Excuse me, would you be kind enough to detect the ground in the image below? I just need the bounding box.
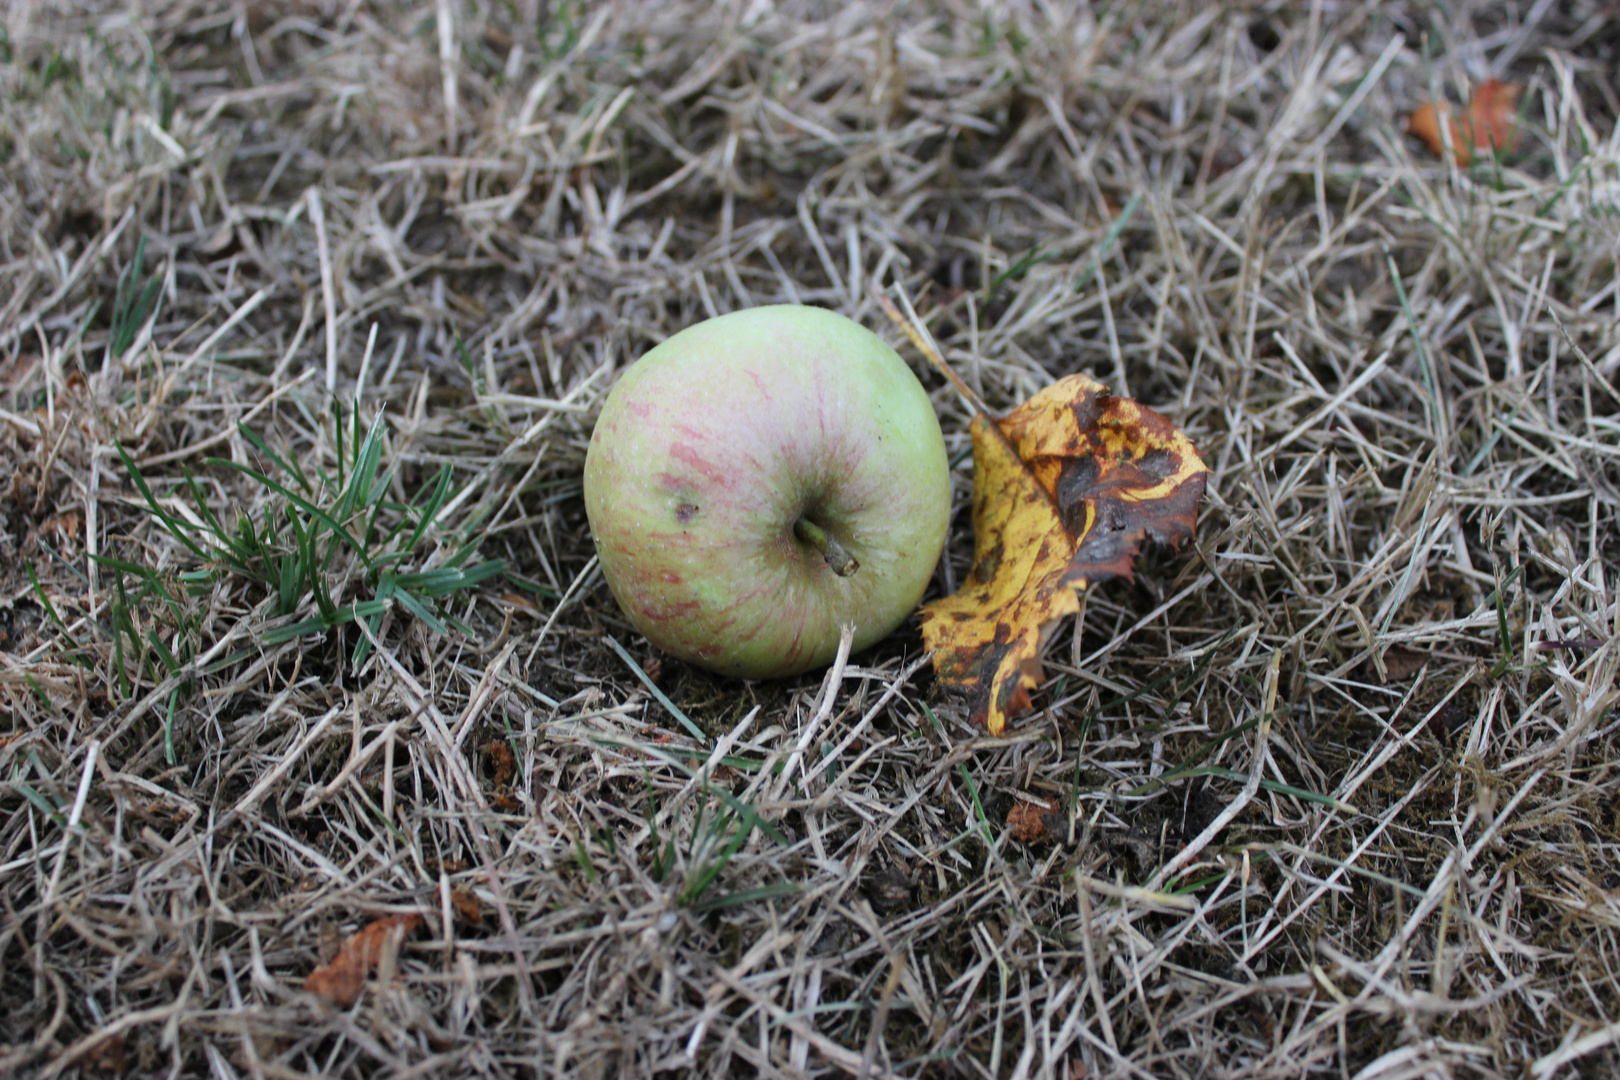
[2,2,1619,1078]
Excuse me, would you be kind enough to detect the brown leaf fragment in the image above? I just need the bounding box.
[1007,795,1062,843]
[34,509,82,551]
[1379,646,1429,683]
[304,912,424,1006]
[479,740,516,788]
[921,374,1208,735]
[1408,79,1522,166]
[449,887,484,925]
[865,866,914,912]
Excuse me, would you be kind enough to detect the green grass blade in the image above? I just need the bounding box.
[678,806,755,906]
[233,423,312,496]
[208,459,368,565]
[110,234,163,359]
[180,469,240,556]
[1385,252,1442,438]
[116,446,214,562]
[605,635,708,745]
[162,684,180,765]
[87,553,162,581]
[1072,191,1143,294]
[956,761,996,848]
[349,409,389,511]
[392,587,448,636]
[26,563,83,650]
[709,787,787,846]
[688,881,801,913]
[146,629,180,676]
[403,464,454,554]
[398,559,506,597]
[986,243,1058,304]
[261,599,389,643]
[12,780,65,824]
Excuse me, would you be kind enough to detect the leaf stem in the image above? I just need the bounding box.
[793,517,859,577]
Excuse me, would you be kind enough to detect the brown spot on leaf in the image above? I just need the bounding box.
[972,539,1004,583]
[1138,447,1177,478]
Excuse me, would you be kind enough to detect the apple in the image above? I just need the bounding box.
[584,305,951,679]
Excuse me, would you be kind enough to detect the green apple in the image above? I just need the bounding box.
[584,305,951,679]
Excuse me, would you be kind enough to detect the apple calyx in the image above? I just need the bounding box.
[792,516,860,578]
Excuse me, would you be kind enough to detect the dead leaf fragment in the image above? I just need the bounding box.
[864,865,914,912]
[479,740,516,787]
[304,912,424,1006]
[480,739,523,809]
[449,887,484,924]
[1007,796,1062,843]
[921,374,1207,735]
[1407,79,1521,166]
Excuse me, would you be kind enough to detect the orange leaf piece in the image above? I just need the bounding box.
[1007,795,1062,843]
[921,375,1207,735]
[479,740,517,787]
[304,912,423,1006]
[1407,79,1522,166]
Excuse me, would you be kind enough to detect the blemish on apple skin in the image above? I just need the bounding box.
[675,503,699,525]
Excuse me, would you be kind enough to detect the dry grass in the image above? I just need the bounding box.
[3,1,1619,1077]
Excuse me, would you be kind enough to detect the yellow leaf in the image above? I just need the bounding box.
[921,375,1207,735]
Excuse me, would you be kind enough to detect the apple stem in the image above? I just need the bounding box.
[794,517,860,578]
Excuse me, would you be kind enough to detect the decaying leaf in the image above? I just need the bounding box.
[479,740,516,787]
[920,374,1208,735]
[1007,795,1062,843]
[449,886,484,924]
[304,912,423,1006]
[1407,79,1522,166]
[480,740,523,810]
